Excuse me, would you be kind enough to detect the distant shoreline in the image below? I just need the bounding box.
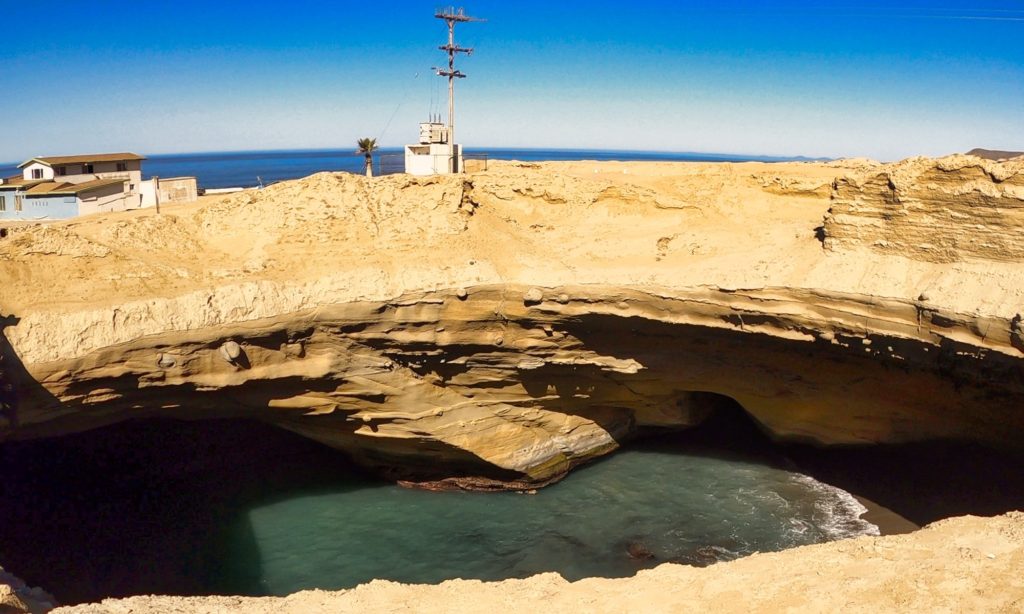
[0,148,830,191]
[0,146,826,167]
[3,146,1016,192]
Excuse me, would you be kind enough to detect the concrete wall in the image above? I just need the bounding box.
[405,144,463,176]
[0,191,18,219]
[159,177,197,204]
[140,177,198,208]
[16,195,79,219]
[0,190,77,220]
[405,146,433,176]
[78,182,136,216]
[140,179,157,208]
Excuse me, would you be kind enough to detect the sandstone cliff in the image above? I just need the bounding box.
[824,155,1024,262]
[2,156,1023,485]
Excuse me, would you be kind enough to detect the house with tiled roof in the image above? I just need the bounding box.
[0,153,189,220]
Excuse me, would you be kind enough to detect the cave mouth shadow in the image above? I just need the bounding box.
[627,392,1024,528]
[1,313,27,428]
[0,417,387,606]
[781,438,1024,526]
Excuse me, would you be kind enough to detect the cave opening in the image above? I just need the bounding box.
[635,392,1024,526]
[1,407,1023,606]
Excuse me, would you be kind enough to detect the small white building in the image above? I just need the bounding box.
[405,121,463,175]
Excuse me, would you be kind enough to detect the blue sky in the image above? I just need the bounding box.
[1,0,1021,162]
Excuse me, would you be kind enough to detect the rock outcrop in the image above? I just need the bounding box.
[966,147,1024,161]
[2,156,1024,486]
[824,155,1024,262]
[0,566,57,614]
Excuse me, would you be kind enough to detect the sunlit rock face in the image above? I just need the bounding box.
[2,156,1024,486]
[824,155,1024,262]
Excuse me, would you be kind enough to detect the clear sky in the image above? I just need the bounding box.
[1,0,1021,162]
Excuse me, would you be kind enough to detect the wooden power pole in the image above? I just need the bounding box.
[434,7,483,173]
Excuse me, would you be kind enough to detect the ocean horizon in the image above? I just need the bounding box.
[0,147,825,190]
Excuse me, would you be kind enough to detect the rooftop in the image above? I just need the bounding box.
[0,177,44,188]
[22,178,127,196]
[17,153,146,168]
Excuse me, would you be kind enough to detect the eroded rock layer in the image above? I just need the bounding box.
[1,156,1024,485]
[824,155,1024,262]
[5,283,1024,485]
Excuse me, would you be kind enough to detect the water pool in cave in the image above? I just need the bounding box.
[1,418,928,604]
[206,441,877,595]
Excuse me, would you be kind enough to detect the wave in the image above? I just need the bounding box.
[790,473,881,540]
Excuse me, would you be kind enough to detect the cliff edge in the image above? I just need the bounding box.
[2,156,1024,485]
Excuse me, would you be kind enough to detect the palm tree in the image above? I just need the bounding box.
[356,137,378,177]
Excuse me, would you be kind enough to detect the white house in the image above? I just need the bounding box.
[19,153,145,189]
[0,153,197,221]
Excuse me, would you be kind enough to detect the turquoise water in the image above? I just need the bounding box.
[209,445,878,596]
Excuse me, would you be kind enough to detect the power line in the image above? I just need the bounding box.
[378,72,420,145]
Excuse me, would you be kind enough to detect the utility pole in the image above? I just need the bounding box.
[153,176,160,214]
[433,7,482,173]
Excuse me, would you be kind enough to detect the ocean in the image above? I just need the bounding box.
[0,148,816,191]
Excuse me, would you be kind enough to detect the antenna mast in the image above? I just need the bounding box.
[434,7,483,173]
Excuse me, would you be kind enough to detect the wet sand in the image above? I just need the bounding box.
[855,495,919,535]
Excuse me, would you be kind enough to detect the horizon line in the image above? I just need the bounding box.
[0,146,836,168]
[4,144,1019,168]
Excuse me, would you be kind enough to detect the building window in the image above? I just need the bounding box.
[0,195,5,211]
[116,162,127,172]
[31,168,43,179]
[56,166,67,176]
[82,164,94,174]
